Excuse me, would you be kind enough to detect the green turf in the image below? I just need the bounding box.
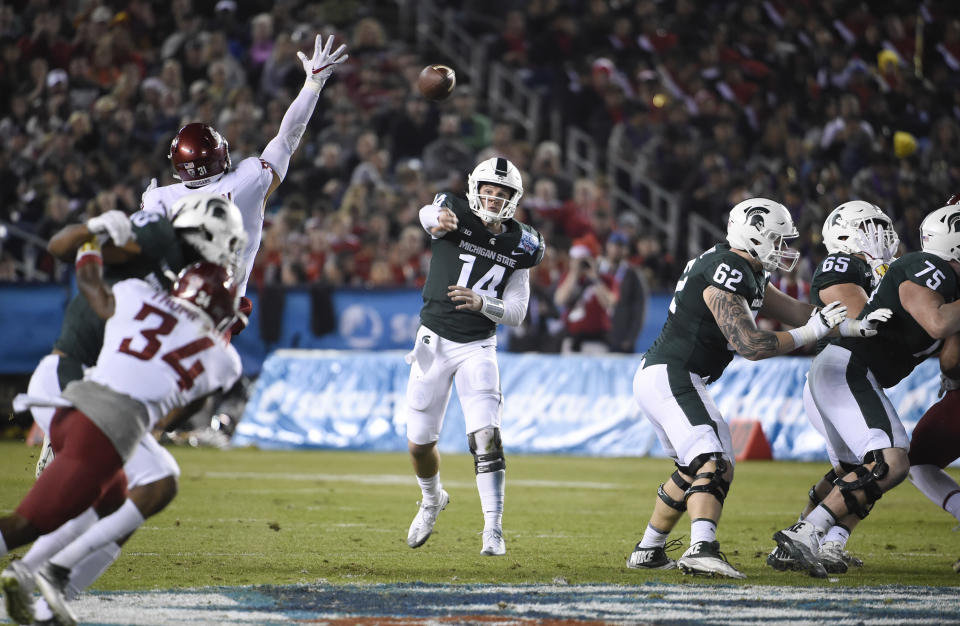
[1,441,959,589]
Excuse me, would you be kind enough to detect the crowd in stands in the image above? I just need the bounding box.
[1,1,958,353]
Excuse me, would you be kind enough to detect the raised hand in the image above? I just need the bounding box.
[297,34,348,92]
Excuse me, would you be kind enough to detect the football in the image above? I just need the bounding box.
[417,64,456,101]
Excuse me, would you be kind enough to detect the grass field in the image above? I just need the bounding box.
[2,440,959,592]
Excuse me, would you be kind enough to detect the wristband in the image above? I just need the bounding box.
[787,325,816,348]
[480,294,506,323]
[75,240,102,270]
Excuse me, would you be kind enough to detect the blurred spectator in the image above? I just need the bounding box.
[422,113,474,182]
[601,231,648,353]
[554,236,617,354]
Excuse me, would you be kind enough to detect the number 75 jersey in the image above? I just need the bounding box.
[837,251,959,388]
[644,244,767,382]
[86,279,242,429]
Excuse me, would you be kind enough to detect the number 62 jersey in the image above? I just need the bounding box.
[643,243,767,382]
[86,279,242,430]
[419,194,545,343]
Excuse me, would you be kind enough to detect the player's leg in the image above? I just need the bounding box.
[25,354,82,478]
[405,328,455,548]
[908,390,960,523]
[631,363,742,578]
[775,346,909,576]
[455,341,505,556]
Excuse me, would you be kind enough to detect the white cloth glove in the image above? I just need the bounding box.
[854,222,899,262]
[87,210,133,246]
[838,307,893,337]
[145,177,158,192]
[788,301,848,347]
[297,34,348,93]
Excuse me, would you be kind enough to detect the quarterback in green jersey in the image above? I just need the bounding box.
[404,157,544,558]
[775,203,960,577]
[768,201,899,575]
[627,198,890,579]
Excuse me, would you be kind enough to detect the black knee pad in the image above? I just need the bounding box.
[657,470,691,513]
[835,450,887,519]
[468,427,505,475]
[809,468,839,506]
[681,453,731,505]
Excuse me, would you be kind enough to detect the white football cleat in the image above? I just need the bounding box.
[773,521,827,578]
[1,560,35,625]
[35,434,54,479]
[480,528,506,556]
[407,489,449,548]
[34,563,77,626]
[677,540,746,579]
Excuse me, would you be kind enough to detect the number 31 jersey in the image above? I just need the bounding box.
[419,194,545,343]
[87,279,242,429]
[643,244,767,382]
[836,251,959,388]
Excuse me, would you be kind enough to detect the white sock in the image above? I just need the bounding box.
[34,597,53,622]
[910,464,960,522]
[65,541,122,600]
[805,505,835,535]
[823,525,850,546]
[21,508,98,573]
[690,518,717,544]
[638,523,670,549]
[417,474,441,506]
[476,469,504,531]
[51,499,144,570]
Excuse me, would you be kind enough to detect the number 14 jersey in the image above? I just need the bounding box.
[86,279,242,429]
[419,194,544,343]
[643,244,767,382]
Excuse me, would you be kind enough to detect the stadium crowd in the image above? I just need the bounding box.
[1,0,959,353]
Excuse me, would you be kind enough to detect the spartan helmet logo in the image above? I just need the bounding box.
[949,212,960,233]
[746,206,770,229]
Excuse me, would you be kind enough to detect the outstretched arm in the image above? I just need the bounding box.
[48,213,140,263]
[758,283,817,326]
[260,34,348,202]
[74,240,115,320]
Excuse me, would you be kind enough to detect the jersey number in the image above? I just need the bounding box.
[821,256,849,273]
[118,304,214,391]
[915,260,946,290]
[712,263,743,290]
[457,254,505,297]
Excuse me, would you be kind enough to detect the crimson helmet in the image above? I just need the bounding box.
[171,261,241,333]
[169,123,231,187]
[948,193,960,206]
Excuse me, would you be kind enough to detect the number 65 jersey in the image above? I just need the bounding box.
[86,278,242,430]
[836,251,959,388]
[643,244,767,382]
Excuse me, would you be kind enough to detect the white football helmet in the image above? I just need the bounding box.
[171,192,247,273]
[823,200,899,261]
[920,204,960,262]
[466,157,523,223]
[726,197,799,272]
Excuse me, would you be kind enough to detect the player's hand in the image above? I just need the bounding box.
[428,206,458,235]
[838,307,893,338]
[228,296,252,337]
[812,300,848,335]
[145,177,158,193]
[297,34,348,92]
[855,222,899,264]
[939,373,960,398]
[87,210,133,246]
[448,285,481,311]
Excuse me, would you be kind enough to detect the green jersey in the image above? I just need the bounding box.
[419,194,545,343]
[837,251,959,388]
[53,212,187,368]
[810,252,873,353]
[644,244,767,382]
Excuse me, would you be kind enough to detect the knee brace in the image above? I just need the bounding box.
[809,468,839,507]
[658,469,691,513]
[835,449,887,519]
[468,427,505,475]
[681,453,731,505]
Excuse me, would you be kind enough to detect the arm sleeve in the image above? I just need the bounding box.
[259,84,320,181]
[419,203,443,237]
[481,268,530,326]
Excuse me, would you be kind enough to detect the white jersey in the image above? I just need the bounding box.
[141,156,274,294]
[87,279,242,429]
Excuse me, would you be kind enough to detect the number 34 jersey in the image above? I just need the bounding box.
[86,279,242,430]
[419,194,545,343]
[836,251,959,388]
[643,244,767,382]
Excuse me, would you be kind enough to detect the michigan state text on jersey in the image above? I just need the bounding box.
[419,193,544,343]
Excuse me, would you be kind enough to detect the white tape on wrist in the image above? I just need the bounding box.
[480,295,506,322]
[787,325,817,348]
